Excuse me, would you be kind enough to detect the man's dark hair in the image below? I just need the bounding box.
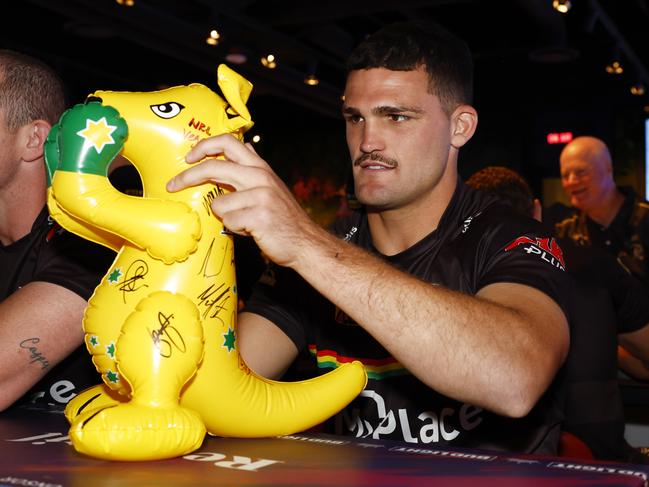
[346,20,473,116]
[0,49,65,131]
[466,166,535,218]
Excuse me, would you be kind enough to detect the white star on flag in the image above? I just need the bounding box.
[76,117,118,154]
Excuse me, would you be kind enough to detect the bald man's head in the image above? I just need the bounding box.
[559,136,616,212]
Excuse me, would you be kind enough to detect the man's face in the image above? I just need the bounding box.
[342,67,453,212]
[559,148,609,212]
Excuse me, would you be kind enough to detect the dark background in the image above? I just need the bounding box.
[2,0,649,202]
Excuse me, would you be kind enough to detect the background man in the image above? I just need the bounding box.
[0,49,113,411]
[547,135,649,284]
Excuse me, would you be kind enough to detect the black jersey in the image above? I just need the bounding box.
[1,206,114,410]
[245,182,571,454]
[547,186,649,285]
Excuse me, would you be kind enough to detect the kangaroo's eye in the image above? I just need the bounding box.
[150,102,185,119]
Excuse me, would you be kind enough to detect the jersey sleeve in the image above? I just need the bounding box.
[472,208,572,319]
[243,264,310,352]
[244,215,365,352]
[33,226,115,301]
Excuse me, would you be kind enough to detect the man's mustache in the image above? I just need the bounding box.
[354,152,398,168]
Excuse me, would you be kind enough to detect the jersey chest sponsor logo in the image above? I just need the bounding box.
[504,235,566,271]
[334,389,483,443]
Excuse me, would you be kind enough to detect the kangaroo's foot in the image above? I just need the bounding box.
[64,384,125,424]
[69,291,206,460]
[69,402,206,461]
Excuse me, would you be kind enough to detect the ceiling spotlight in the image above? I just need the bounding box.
[304,60,320,86]
[605,60,624,75]
[552,0,571,14]
[206,29,220,46]
[251,134,261,144]
[631,84,646,96]
[261,54,277,69]
[304,74,319,86]
[116,0,134,5]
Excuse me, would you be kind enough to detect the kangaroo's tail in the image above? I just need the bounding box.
[182,350,367,437]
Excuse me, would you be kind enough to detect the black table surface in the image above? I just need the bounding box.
[1,406,649,487]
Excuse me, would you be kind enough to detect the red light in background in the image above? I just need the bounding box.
[559,132,573,143]
[547,132,573,144]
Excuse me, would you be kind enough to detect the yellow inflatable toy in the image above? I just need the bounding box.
[45,64,367,461]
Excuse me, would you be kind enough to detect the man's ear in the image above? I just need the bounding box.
[450,105,477,149]
[20,119,52,163]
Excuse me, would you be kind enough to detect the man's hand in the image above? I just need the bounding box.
[167,134,323,269]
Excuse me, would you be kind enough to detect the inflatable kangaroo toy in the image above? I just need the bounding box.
[45,64,366,461]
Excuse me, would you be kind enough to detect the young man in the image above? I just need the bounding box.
[548,136,649,284]
[0,49,114,411]
[168,21,571,454]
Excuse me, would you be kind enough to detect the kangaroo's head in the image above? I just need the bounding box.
[92,64,253,191]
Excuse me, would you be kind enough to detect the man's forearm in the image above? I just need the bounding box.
[0,282,86,411]
[289,228,568,417]
[618,345,649,381]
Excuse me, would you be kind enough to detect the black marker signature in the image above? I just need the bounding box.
[149,311,186,358]
[198,238,229,279]
[202,186,226,215]
[196,282,231,320]
[19,338,50,369]
[119,259,149,303]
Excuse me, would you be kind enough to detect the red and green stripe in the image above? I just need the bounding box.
[308,345,409,380]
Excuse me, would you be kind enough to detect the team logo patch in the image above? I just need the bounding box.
[461,211,481,234]
[343,226,358,242]
[504,236,566,271]
[45,219,64,243]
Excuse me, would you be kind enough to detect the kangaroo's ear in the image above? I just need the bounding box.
[217,64,254,134]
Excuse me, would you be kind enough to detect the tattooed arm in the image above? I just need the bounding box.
[0,282,87,411]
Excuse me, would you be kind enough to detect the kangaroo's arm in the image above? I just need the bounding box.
[51,172,201,264]
[47,190,124,253]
